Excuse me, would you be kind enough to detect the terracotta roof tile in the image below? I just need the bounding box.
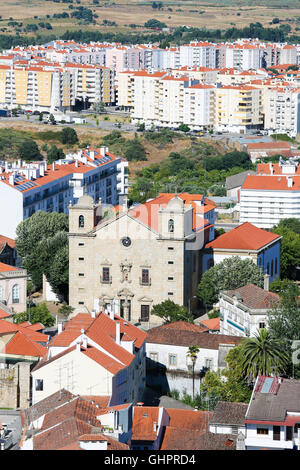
[205,222,281,251]
[223,283,280,310]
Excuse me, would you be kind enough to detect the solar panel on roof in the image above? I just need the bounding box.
[261,377,274,393]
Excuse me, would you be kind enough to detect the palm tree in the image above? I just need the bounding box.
[239,328,289,381]
[186,345,200,400]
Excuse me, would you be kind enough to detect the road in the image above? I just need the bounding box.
[0,113,138,132]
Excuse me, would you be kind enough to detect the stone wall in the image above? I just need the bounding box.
[0,362,31,409]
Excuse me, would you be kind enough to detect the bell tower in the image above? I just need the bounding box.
[158,195,192,239]
[69,193,102,234]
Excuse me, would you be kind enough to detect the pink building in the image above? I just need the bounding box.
[0,262,27,314]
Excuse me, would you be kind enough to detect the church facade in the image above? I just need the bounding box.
[68,192,215,325]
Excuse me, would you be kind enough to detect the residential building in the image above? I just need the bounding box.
[219,281,280,337]
[0,262,27,313]
[31,310,146,406]
[240,170,300,228]
[131,405,215,450]
[225,170,256,199]
[20,391,129,450]
[0,146,128,238]
[264,87,300,138]
[0,235,17,267]
[209,401,248,437]
[68,192,215,324]
[203,222,281,283]
[246,141,291,163]
[245,375,300,450]
[145,321,241,397]
[214,85,263,134]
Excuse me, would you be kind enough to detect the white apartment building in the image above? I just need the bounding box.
[183,84,215,130]
[0,147,128,238]
[179,42,216,69]
[264,86,300,138]
[219,280,280,337]
[224,45,262,70]
[240,162,300,228]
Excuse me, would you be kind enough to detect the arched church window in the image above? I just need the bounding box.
[79,215,85,228]
[168,219,174,233]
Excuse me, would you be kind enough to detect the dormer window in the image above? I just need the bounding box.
[168,219,174,233]
[79,215,84,228]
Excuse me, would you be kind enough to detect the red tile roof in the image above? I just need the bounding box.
[0,331,47,357]
[199,317,220,331]
[131,407,159,441]
[166,409,213,430]
[223,284,280,310]
[0,235,15,253]
[0,262,19,272]
[205,222,281,251]
[242,174,300,191]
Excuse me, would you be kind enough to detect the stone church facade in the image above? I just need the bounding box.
[68,192,215,326]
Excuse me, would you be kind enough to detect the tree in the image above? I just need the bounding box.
[151,299,194,323]
[268,283,300,378]
[198,256,264,306]
[271,226,300,279]
[178,124,190,133]
[58,303,75,318]
[18,140,42,161]
[186,345,200,400]
[269,278,295,295]
[60,127,79,145]
[275,218,300,235]
[39,112,43,122]
[49,113,55,124]
[15,211,69,299]
[93,101,105,113]
[123,139,147,161]
[239,329,289,381]
[14,302,55,327]
[200,345,252,403]
[47,144,65,164]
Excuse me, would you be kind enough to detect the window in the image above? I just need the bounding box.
[259,322,265,329]
[141,269,149,285]
[168,354,177,366]
[168,261,174,265]
[273,425,281,441]
[168,276,174,281]
[78,257,84,261]
[78,273,84,277]
[78,243,85,246]
[257,428,269,435]
[205,358,213,369]
[140,304,150,322]
[168,219,174,233]
[168,247,174,251]
[286,426,293,441]
[79,215,84,228]
[12,284,19,304]
[35,379,43,391]
[102,267,110,282]
[150,352,158,362]
[78,301,84,305]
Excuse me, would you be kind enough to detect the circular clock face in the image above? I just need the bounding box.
[122,237,131,247]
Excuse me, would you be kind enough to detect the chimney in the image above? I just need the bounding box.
[100,146,106,156]
[76,341,81,351]
[110,309,114,321]
[58,322,63,334]
[153,422,157,432]
[9,174,15,186]
[264,273,270,291]
[90,150,95,160]
[82,335,88,349]
[75,159,79,168]
[91,310,96,318]
[287,176,293,188]
[115,321,121,345]
[52,162,55,171]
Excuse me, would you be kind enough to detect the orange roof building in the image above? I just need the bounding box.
[204,222,281,283]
